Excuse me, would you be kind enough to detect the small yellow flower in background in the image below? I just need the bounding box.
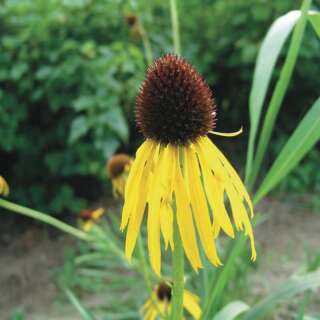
[143,281,201,320]
[79,208,105,232]
[107,154,133,198]
[0,176,10,197]
[121,54,256,275]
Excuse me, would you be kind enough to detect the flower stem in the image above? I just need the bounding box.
[171,212,184,320]
[0,198,91,241]
[170,0,181,55]
[140,24,153,66]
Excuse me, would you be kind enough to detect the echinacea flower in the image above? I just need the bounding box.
[79,208,104,232]
[143,281,201,320]
[121,54,256,275]
[0,176,9,197]
[107,154,133,198]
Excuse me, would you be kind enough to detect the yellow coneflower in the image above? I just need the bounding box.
[0,176,9,197]
[107,154,133,198]
[121,54,256,275]
[79,208,105,232]
[143,281,201,320]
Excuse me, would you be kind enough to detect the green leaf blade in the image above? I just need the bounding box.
[213,301,249,320]
[255,97,320,202]
[246,10,301,181]
[242,271,320,320]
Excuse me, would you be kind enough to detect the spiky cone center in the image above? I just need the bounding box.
[107,154,132,179]
[156,282,172,302]
[136,54,216,145]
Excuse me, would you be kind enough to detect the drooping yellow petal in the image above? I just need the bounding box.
[121,140,156,230]
[91,208,104,221]
[197,137,256,260]
[125,145,156,261]
[147,146,167,275]
[183,290,202,319]
[0,176,10,196]
[195,140,234,238]
[225,180,256,260]
[83,221,93,232]
[143,304,158,320]
[160,201,174,250]
[185,146,221,266]
[204,137,254,218]
[173,146,202,270]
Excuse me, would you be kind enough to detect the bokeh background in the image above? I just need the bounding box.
[0,0,319,319]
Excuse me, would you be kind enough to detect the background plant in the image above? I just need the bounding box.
[1,0,319,215]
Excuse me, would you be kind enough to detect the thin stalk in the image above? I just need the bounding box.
[248,0,311,188]
[0,198,90,241]
[170,0,181,55]
[169,0,184,317]
[170,212,184,320]
[140,24,153,66]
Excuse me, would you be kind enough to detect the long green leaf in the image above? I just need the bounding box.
[245,10,301,182]
[248,0,312,187]
[63,287,96,320]
[213,301,249,320]
[255,97,320,202]
[242,271,320,320]
[308,11,320,37]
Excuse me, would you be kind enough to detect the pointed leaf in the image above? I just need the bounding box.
[246,10,301,179]
[255,97,320,202]
[63,287,95,320]
[242,271,320,320]
[308,11,320,38]
[213,301,249,320]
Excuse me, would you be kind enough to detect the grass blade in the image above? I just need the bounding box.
[242,271,320,320]
[62,286,96,320]
[308,11,320,37]
[248,0,312,187]
[213,301,249,320]
[255,97,320,202]
[245,10,301,182]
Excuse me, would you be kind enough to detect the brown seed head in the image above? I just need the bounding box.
[79,209,93,221]
[126,15,138,27]
[136,54,216,145]
[107,154,132,179]
[156,282,172,302]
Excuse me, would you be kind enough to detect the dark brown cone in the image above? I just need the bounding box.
[136,54,216,145]
[156,282,172,302]
[107,154,132,179]
[79,209,93,221]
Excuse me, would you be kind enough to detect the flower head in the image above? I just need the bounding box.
[0,176,9,197]
[143,281,201,319]
[107,154,133,198]
[121,54,256,275]
[136,54,215,145]
[79,208,104,232]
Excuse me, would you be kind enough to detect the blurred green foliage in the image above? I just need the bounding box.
[0,0,319,214]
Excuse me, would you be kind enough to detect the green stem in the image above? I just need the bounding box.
[248,0,311,188]
[170,0,181,55]
[140,24,153,66]
[170,212,184,320]
[169,0,184,317]
[0,198,90,241]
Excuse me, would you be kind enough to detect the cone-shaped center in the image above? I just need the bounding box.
[156,282,172,302]
[107,154,132,179]
[136,54,216,145]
